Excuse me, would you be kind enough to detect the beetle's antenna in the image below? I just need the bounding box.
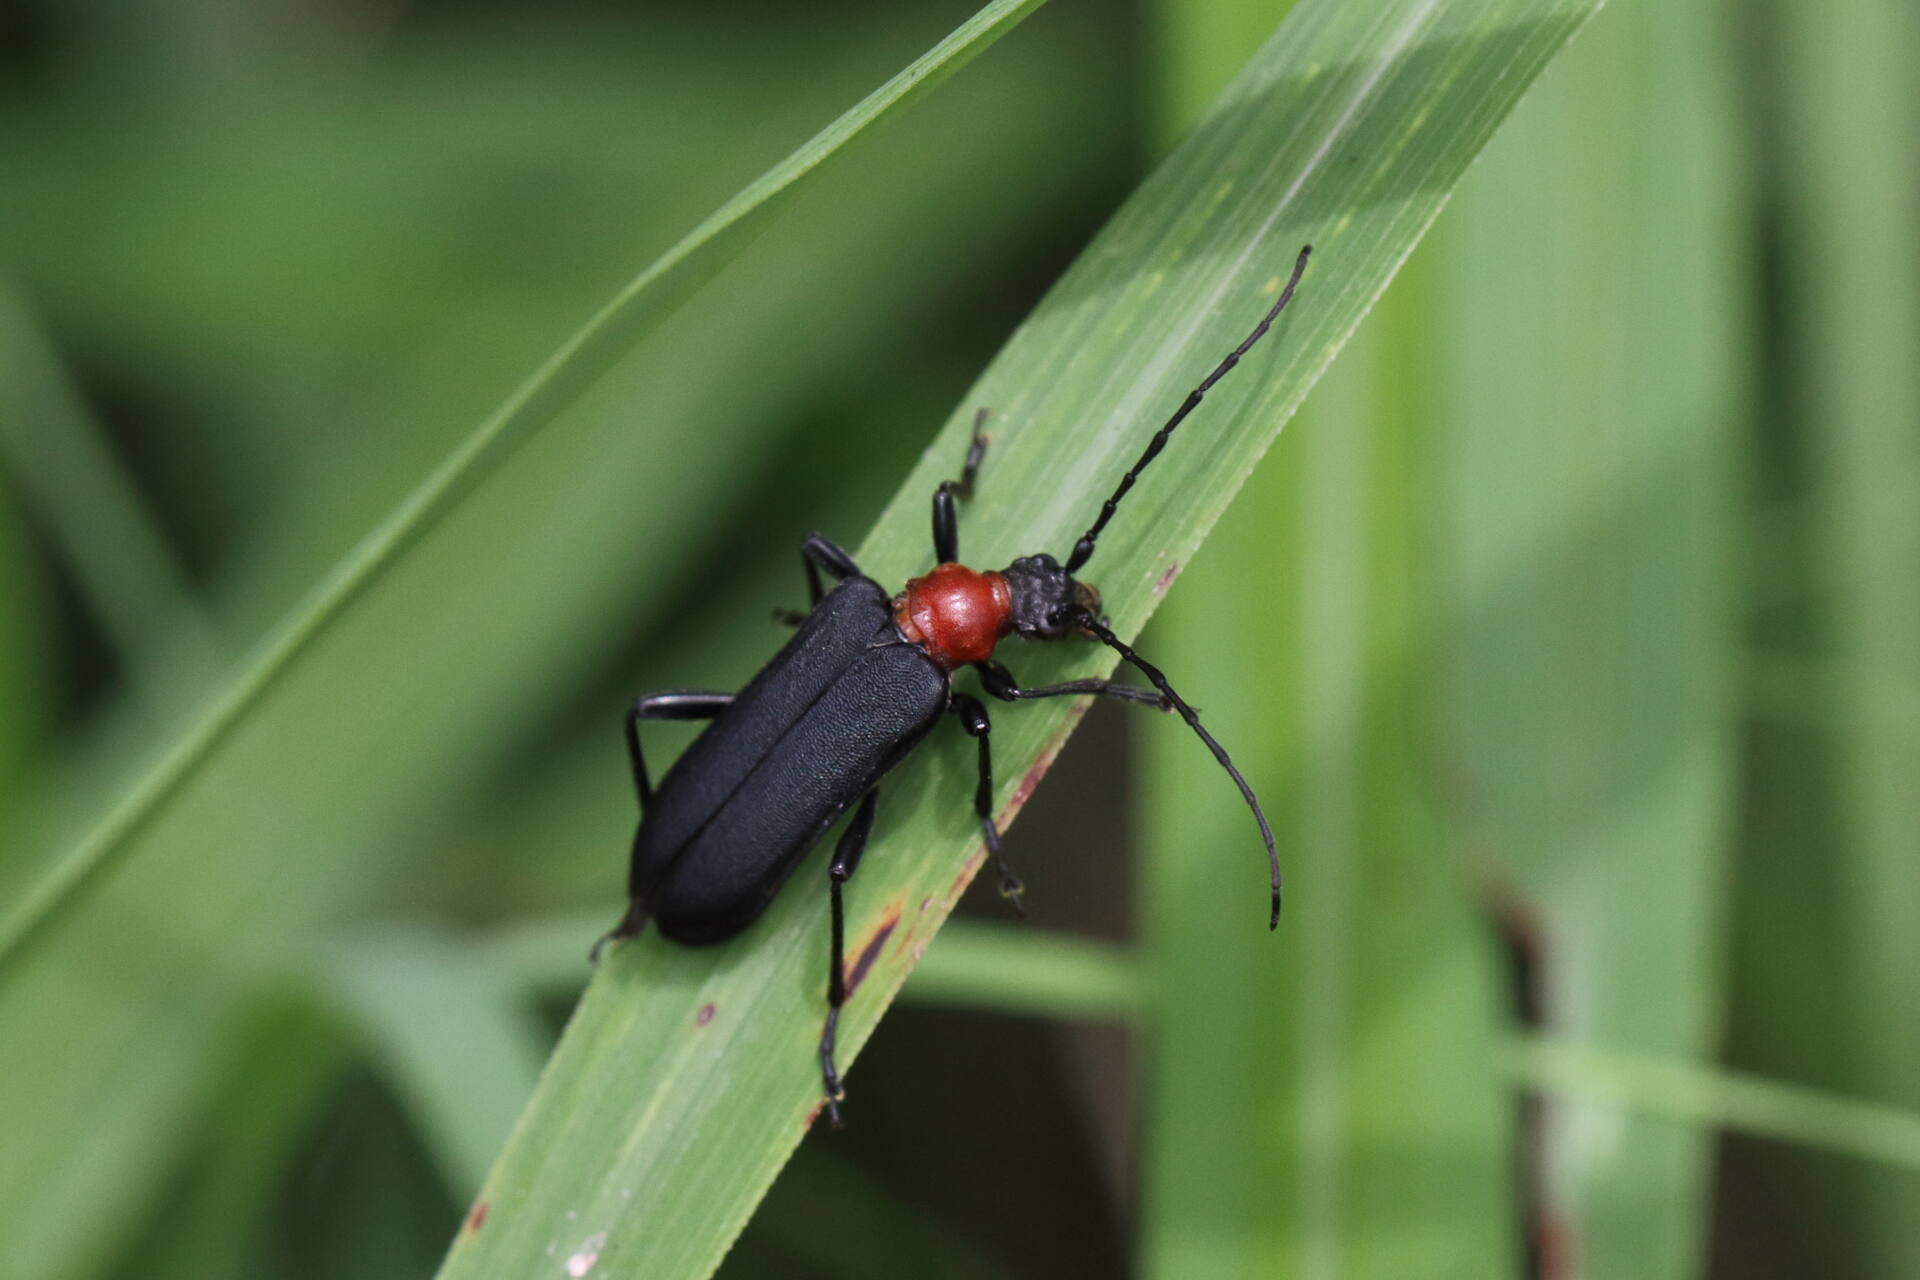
[1065,244,1311,575]
[1079,613,1281,927]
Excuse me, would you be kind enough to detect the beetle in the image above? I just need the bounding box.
[599,245,1311,1124]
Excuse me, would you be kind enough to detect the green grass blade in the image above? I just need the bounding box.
[1750,0,1920,1268]
[489,911,1143,1024]
[1424,0,1745,1271]
[437,3,1596,1276]
[1140,261,1516,1280]
[0,280,226,709]
[889,921,1143,1023]
[1511,1036,1920,1177]
[0,0,1047,978]
[319,927,551,1198]
[724,1148,1015,1280]
[105,1000,350,1280]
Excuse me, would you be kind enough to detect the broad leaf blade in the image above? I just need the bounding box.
[437,2,1597,1276]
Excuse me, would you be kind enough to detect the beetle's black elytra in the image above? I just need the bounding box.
[601,245,1312,1126]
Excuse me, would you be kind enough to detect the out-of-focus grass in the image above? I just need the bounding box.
[1412,0,1745,1272]
[2,0,1918,1276]
[1141,253,1517,1279]
[0,284,225,711]
[1725,0,1920,1274]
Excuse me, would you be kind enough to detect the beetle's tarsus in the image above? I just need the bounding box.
[588,899,648,965]
[1000,874,1027,917]
[819,1004,849,1128]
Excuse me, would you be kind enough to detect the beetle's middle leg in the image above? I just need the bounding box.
[821,787,880,1127]
[975,660,1171,710]
[776,533,866,626]
[931,408,990,564]
[950,692,1024,915]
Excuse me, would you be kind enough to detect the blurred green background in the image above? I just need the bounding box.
[0,0,1915,1278]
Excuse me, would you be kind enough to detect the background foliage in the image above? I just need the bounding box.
[0,0,1914,1278]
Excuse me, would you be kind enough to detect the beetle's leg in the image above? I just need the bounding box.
[821,787,880,1128]
[800,532,862,606]
[975,660,1171,710]
[624,691,733,811]
[949,692,1024,915]
[590,690,735,965]
[932,408,990,564]
[777,535,863,626]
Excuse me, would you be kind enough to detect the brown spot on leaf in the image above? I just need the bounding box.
[1153,560,1181,594]
[464,1200,488,1233]
[695,1002,715,1027]
[843,906,900,996]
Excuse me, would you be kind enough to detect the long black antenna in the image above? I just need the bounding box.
[1065,244,1312,575]
[1080,614,1281,927]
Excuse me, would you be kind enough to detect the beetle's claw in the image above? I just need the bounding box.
[1000,875,1027,917]
[588,899,648,964]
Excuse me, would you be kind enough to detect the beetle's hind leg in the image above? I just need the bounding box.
[593,690,735,964]
[950,692,1024,914]
[624,691,734,811]
[589,902,647,966]
[821,787,880,1127]
[931,408,990,564]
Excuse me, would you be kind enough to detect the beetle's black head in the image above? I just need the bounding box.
[1000,554,1101,641]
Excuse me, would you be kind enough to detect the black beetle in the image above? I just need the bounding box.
[600,246,1311,1123]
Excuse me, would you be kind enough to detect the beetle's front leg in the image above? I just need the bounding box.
[931,408,990,565]
[821,787,880,1127]
[949,692,1023,914]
